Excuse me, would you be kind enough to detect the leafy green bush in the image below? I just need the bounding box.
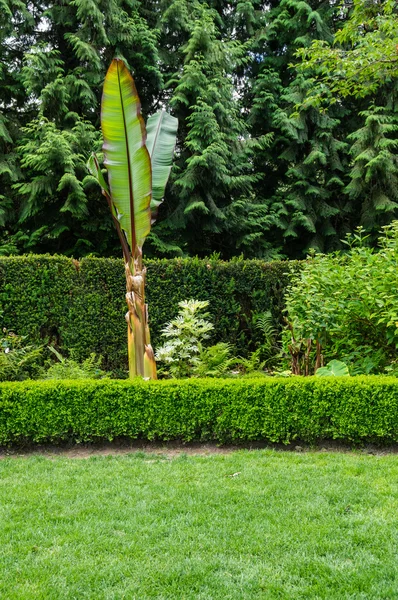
[0,330,44,381]
[155,301,276,378]
[0,255,298,375]
[284,223,398,375]
[194,342,235,378]
[0,331,109,382]
[0,377,398,445]
[44,347,108,380]
[155,300,236,378]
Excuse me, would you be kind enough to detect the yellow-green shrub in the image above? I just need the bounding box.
[0,377,397,445]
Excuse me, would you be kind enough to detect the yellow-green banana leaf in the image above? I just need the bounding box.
[101,59,152,251]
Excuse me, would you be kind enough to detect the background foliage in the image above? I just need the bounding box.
[284,222,398,375]
[0,255,296,375]
[1,0,398,260]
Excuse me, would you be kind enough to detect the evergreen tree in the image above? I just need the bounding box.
[296,0,398,243]
[151,0,258,257]
[273,77,350,255]
[13,117,113,255]
[2,0,398,259]
[0,0,37,253]
[247,0,356,256]
[346,104,398,234]
[2,0,163,255]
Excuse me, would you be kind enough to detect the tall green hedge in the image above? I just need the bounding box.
[0,256,297,375]
[0,377,397,445]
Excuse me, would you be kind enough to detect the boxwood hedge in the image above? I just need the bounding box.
[0,376,397,445]
[0,255,298,375]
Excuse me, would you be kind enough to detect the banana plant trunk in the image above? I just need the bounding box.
[125,251,157,379]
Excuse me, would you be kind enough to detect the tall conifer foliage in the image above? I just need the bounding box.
[153,1,257,256]
[1,0,398,258]
[2,0,162,255]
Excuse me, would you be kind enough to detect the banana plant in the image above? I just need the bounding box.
[88,59,178,379]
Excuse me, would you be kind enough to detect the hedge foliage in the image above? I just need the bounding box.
[0,377,397,445]
[0,255,297,375]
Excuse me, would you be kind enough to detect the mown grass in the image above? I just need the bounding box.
[0,450,397,599]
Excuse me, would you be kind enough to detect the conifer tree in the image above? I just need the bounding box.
[296,0,398,243]
[2,0,163,255]
[346,104,398,234]
[0,0,36,253]
[273,77,350,254]
[248,0,352,256]
[153,0,257,257]
[2,0,398,259]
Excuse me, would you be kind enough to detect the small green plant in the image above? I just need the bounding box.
[234,310,284,376]
[253,311,280,364]
[44,347,108,380]
[234,349,266,376]
[194,342,234,378]
[0,330,44,381]
[315,360,350,377]
[155,300,214,378]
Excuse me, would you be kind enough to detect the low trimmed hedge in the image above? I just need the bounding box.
[1,377,398,445]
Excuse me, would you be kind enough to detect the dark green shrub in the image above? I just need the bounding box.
[0,377,397,445]
[0,255,298,375]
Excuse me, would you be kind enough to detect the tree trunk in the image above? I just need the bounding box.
[125,250,157,379]
[314,340,322,372]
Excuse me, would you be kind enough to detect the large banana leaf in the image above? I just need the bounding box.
[146,111,178,216]
[101,59,151,251]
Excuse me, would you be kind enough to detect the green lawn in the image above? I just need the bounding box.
[0,450,397,599]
